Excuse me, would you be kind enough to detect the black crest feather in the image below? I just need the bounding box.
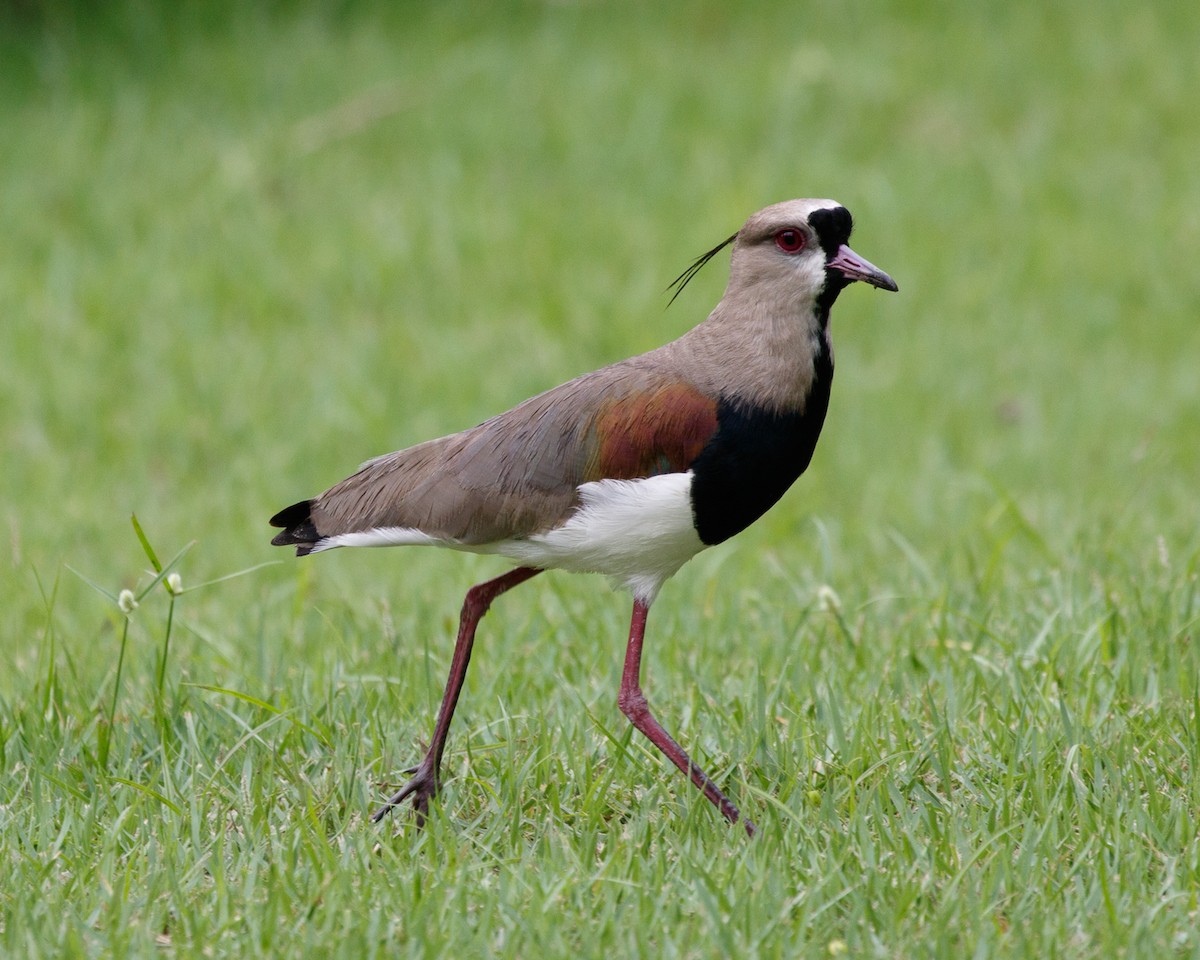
[666,232,737,307]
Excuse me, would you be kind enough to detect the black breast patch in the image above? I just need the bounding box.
[688,343,834,546]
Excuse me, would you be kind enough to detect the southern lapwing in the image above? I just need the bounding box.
[270,199,897,836]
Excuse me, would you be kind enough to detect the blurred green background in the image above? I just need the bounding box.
[3,0,1194,595]
[1,1,1198,956]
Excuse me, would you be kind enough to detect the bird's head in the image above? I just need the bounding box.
[670,199,898,316]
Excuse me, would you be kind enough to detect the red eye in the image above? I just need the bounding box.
[774,229,807,254]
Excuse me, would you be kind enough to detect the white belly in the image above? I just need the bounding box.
[484,472,704,603]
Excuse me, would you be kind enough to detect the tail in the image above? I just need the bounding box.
[269,499,322,556]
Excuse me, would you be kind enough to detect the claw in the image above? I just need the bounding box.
[370,758,439,825]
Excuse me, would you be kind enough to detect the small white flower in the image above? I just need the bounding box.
[816,584,842,615]
[118,589,139,615]
[166,573,183,596]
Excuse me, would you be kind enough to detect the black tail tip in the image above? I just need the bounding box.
[270,499,320,552]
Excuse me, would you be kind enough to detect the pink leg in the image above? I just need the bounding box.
[617,599,756,836]
[371,566,541,824]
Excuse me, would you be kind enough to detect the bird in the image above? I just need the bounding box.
[270,198,898,836]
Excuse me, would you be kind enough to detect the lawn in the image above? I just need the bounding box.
[1,0,1198,956]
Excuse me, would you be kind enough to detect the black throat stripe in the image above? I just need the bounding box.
[688,337,834,546]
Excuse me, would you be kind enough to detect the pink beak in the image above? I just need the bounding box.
[827,244,899,292]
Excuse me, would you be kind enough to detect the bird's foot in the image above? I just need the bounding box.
[370,757,439,826]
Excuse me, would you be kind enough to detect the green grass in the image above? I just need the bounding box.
[2,0,1199,956]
